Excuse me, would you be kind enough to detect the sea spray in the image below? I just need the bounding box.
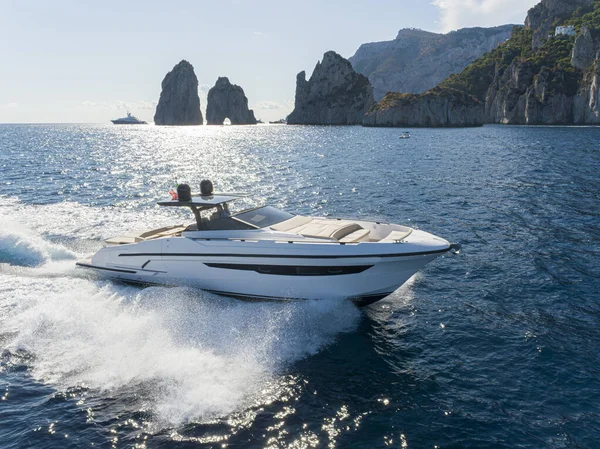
[0,274,360,426]
[0,220,77,267]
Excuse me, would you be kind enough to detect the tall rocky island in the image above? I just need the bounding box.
[437,0,600,125]
[154,60,203,126]
[206,77,257,125]
[287,51,374,125]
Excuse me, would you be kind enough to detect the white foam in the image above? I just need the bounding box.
[0,219,77,267]
[0,275,359,425]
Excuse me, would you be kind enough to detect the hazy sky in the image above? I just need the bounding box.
[0,0,538,123]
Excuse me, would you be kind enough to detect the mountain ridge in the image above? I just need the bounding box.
[349,25,516,99]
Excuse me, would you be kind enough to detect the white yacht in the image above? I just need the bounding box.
[77,181,459,306]
[111,111,147,125]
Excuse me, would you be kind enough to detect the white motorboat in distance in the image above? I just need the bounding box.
[77,181,460,306]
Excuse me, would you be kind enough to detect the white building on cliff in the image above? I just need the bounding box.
[555,26,576,37]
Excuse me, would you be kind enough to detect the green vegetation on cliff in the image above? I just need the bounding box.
[565,1,600,35]
[371,87,481,112]
[440,0,600,102]
[440,27,532,101]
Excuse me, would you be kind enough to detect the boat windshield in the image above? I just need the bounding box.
[186,204,294,231]
[233,206,294,228]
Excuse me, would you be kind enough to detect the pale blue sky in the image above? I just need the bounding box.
[0,0,538,123]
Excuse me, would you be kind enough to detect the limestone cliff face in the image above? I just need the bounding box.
[525,0,593,49]
[572,26,600,70]
[363,88,483,128]
[574,63,600,124]
[350,26,514,100]
[206,77,257,125]
[154,60,203,126]
[484,60,575,125]
[287,51,374,125]
[485,57,584,125]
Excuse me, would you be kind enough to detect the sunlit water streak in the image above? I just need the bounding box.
[0,124,599,448]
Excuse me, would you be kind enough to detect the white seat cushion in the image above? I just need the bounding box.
[380,229,413,242]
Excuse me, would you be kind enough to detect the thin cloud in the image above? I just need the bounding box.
[432,0,539,32]
[257,101,286,110]
[0,102,18,109]
[80,100,157,111]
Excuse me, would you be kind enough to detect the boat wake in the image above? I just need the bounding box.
[0,198,361,427]
[0,221,77,267]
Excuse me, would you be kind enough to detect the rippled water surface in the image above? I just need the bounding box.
[0,124,599,448]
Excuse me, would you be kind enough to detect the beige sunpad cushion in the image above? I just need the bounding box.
[105,225,186,245]
[272,216,367,241]
[339,229,371,243]
[271,215,313,232]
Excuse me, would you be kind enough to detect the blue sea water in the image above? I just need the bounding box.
[0,123,599,449]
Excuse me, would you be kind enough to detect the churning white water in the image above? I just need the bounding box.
[0,197,361,426]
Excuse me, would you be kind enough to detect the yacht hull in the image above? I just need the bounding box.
[77,235,451,305]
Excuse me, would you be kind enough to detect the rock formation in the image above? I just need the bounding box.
[287,51,374,125]
[363,88,484,128]
[483,59,579,125]
[524,0,593,49]
[435,0,600,125]
[574,64,600,124]
[205,77,257,125]
[154,60,203,126]
[572,25,600,70]
[350,26,514,100]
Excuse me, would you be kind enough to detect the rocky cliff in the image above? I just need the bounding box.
[525,0,593,49]
[287,51,374,125]
[206,77,257,125]
[572,25,600,69]
[154,60,203,126]
[574,63,600,123]
[350,26,514,100]
[363,87,483,127]
[438,0,600,125]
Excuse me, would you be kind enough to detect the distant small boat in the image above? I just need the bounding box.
[399,132,411,139]
[111,112,147,125]
[269,118,287,124]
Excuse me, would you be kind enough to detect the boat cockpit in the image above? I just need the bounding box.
[184,204,295,232]
[104,182,414,246]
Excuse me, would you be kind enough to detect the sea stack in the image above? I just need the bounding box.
[154,60,203,126]
[287,51,374,125]
[206,77,257,125]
